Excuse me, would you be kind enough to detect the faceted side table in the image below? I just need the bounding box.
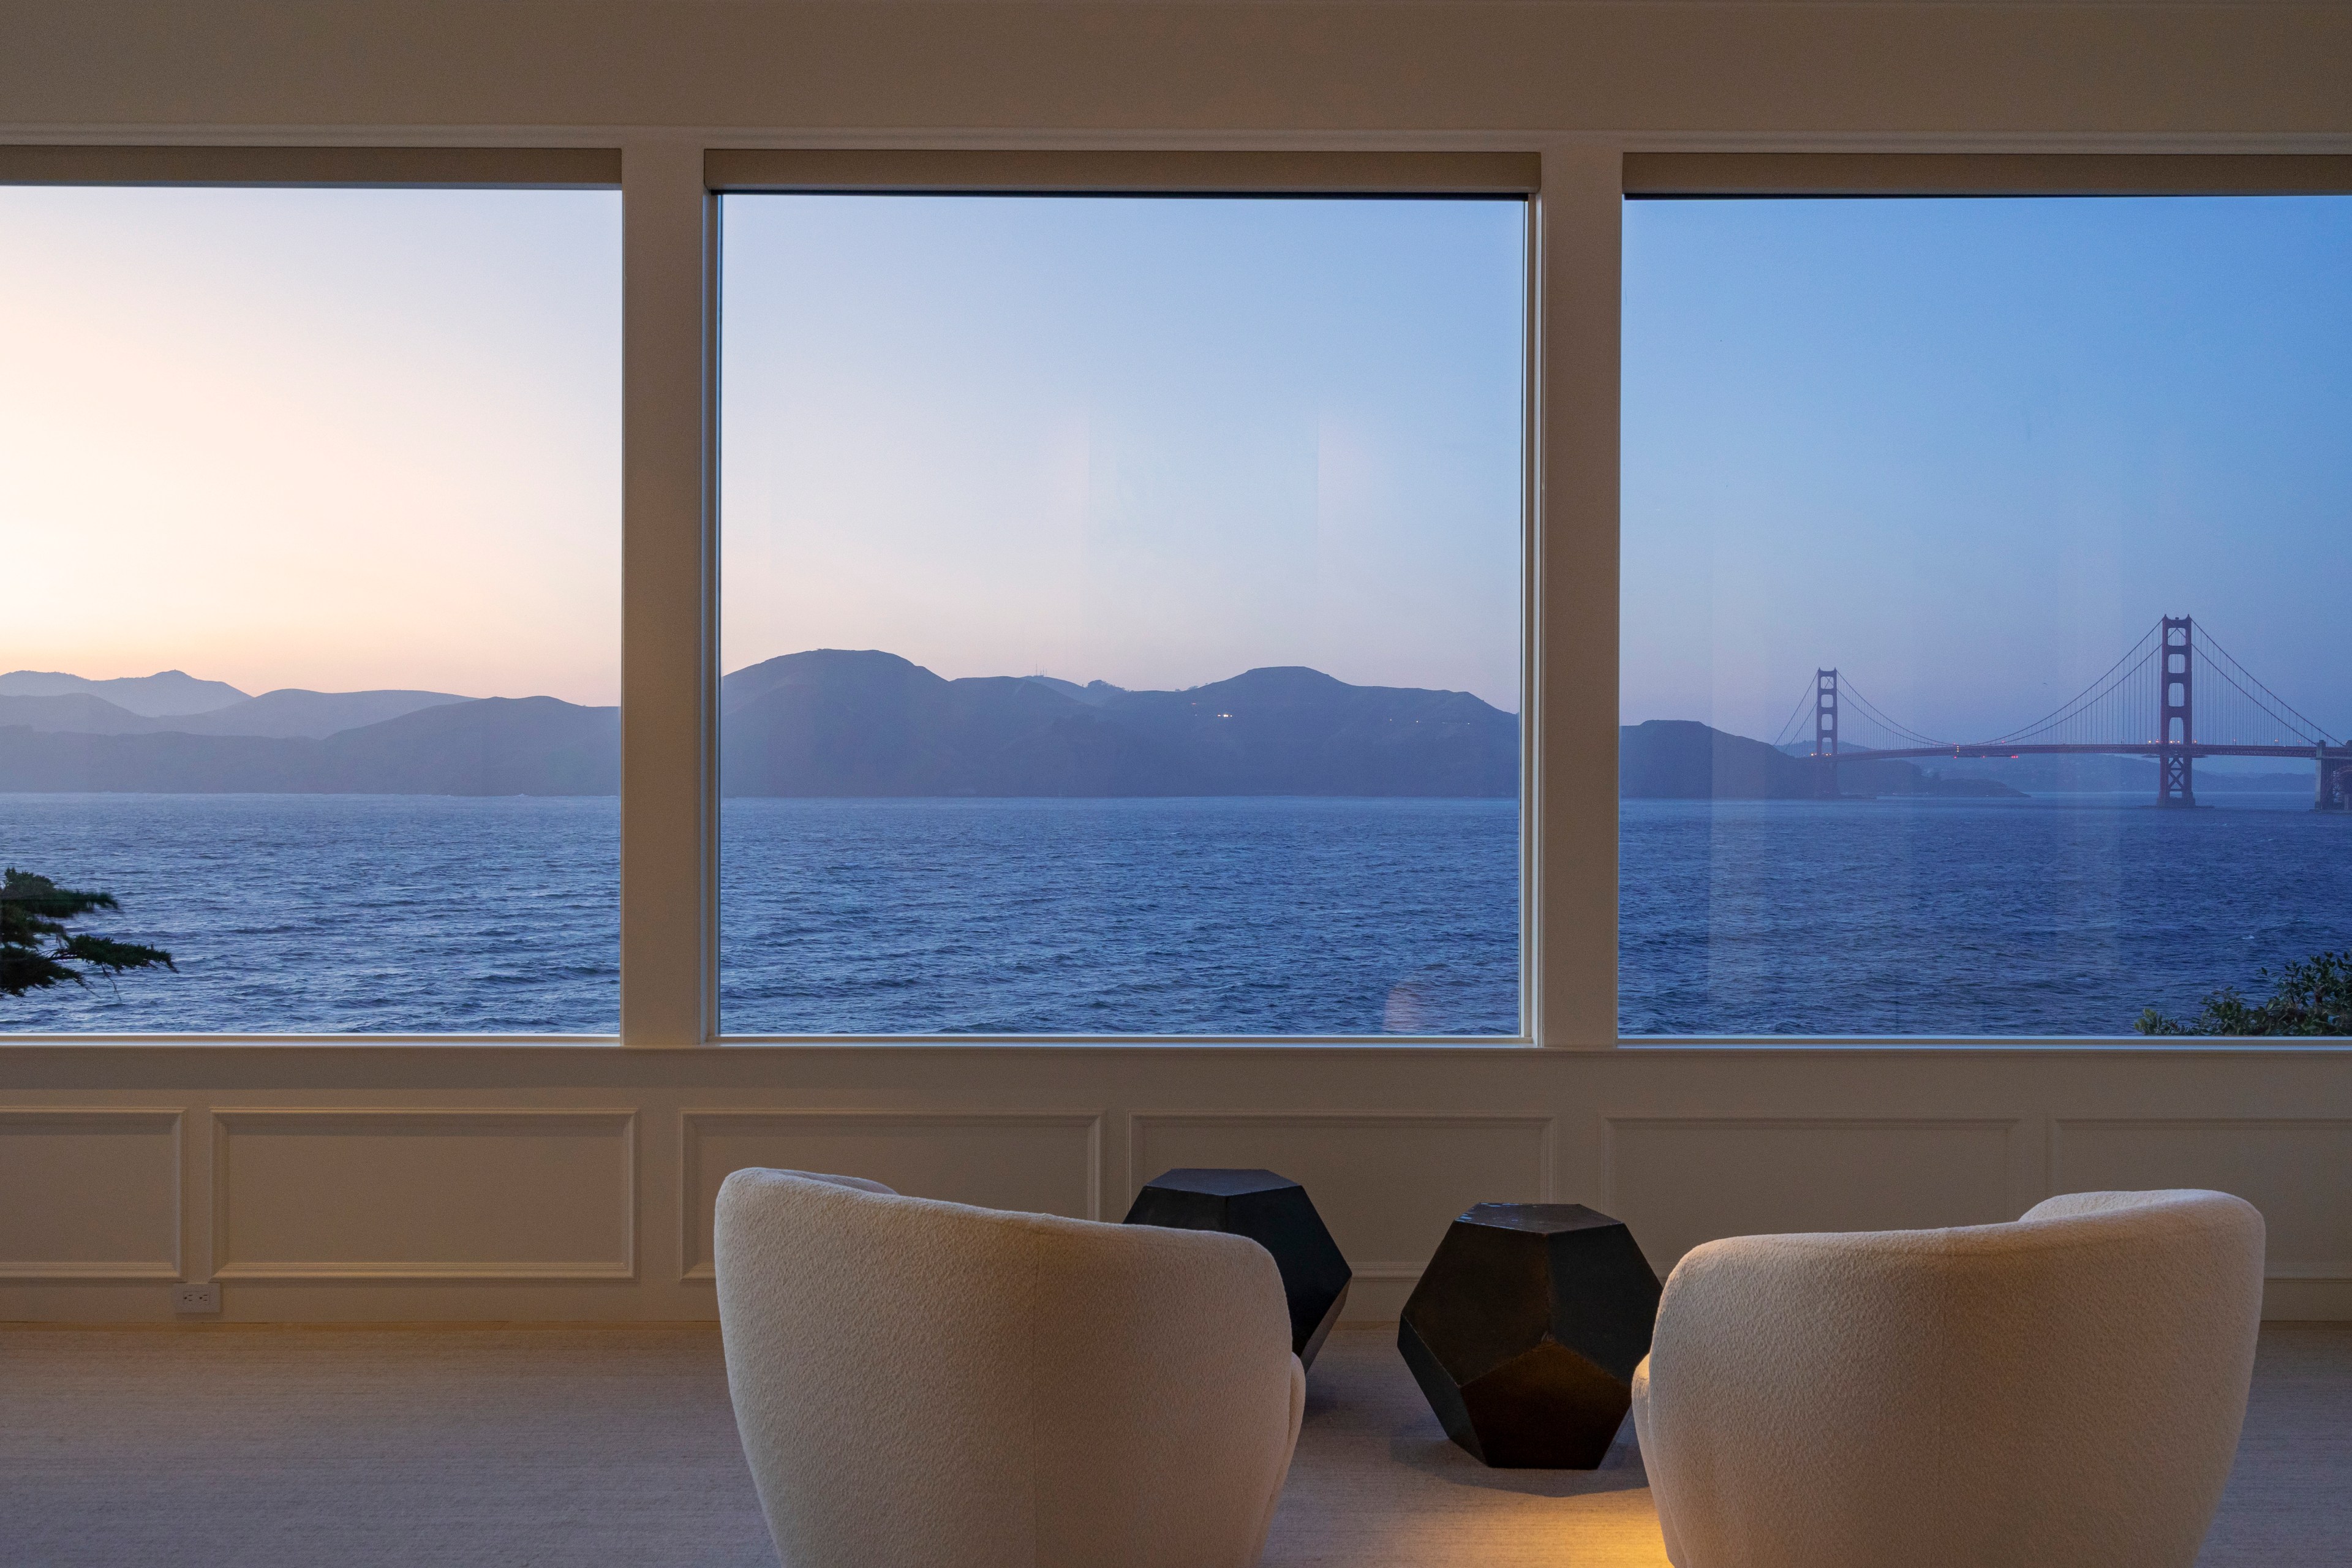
[1123,1167,1353,1369]
[1398,1202,1663,1468]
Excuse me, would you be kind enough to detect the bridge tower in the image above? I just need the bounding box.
[1813,668,1840,799]
[2320,748,2352,813]
[2158,616,2196,808]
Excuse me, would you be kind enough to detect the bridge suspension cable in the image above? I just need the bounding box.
[1834,676,1951,750]
[2193,625,2338,747]
[1980,623,2163,747]
[1810,617,2340,754]
[1769,680,1818,752]
[1768,682,1815,752]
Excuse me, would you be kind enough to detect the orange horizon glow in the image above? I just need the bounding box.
[1,187,624,706]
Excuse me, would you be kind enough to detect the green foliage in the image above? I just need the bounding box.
[0,868,176,998]
[2137,951,2352,1038]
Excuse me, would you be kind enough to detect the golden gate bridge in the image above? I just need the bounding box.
[1775,617,2352,810]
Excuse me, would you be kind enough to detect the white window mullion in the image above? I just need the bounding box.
[620,138,717,1048]
[1532,144,1624,1049]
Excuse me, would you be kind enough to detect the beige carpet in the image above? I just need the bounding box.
[2,1322,2344,1566]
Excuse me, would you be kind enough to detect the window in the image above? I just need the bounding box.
[1621,192,2352,1038]
[1,183,623,1034]
[717,192,1526,1036]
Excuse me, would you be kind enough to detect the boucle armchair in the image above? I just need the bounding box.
[715,1167,1306,1568]
[1630,1189,2265,1568]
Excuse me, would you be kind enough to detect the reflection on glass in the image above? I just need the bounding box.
[0,187,623,1034]
[718,195,1526,1036]
[1620,196,2352,1037]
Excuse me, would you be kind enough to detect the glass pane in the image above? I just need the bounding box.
[1,187,622,1034]
[720,194,1525,1036]
[1621,195,2352,1038]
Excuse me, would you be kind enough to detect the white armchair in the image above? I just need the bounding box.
[715,1167,1306,1568]
[1630,1189,2265,1568]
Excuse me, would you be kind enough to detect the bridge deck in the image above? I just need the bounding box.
[1827,742,2347,763]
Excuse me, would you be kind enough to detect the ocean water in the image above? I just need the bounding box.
[0,794,620,1035]
[7,791,2345,1039]
[0,794,1521,1036]
[1621,793,2352,1036]
[718,797,1521,1035]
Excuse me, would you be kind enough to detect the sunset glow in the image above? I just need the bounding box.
[0,187,622,704]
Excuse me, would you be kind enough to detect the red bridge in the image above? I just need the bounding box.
[1787,618,2352,810]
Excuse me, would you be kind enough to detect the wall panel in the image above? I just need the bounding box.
[0,1109,181,1280]
[679,1110,1099,1279]
[1130,1112,1553,1303]
[3,1056,2351,1322]
[211,1110,635,1280]
[1604,1117,2023,1274]
[2054,1118,2352,1284]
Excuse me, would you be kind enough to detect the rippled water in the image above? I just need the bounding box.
[10,790,2342,1039]
[0,794,620,1034]
[1620,794,2352,1036]
[0,794,1523,1036]
[719,797,1523,1035]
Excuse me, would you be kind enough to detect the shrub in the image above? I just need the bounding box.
[2137,951,2352,1037]
[0,867,175,998]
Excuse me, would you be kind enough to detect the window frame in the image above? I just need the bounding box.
[697,149,1550,1047]
[1613,149,2352,1047]
[4,141,2344,1052]
[0,145,628,1044]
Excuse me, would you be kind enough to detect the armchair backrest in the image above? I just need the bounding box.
[715,1167,1305,1568]
[1639,1189,2264,1568]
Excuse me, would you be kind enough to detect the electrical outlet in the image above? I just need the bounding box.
[172,1282,221,1315]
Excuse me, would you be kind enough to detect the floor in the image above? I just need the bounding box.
[2,1322,2346,1566]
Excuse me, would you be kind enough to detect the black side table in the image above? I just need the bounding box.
[1398,1202,1662,1468]
[1123,1167,1353,1369]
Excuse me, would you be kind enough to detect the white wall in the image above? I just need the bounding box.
[9,1045,2352,1322]
[6,1,2352,1325]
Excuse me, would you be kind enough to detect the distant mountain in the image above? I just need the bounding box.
[1017,674,1121,707]
[167,688,471,739]
[720,650,1517,797]
[1,652,1512,797]
[1624,720,2024,799]
[1625,720,1802,799]
[0,698,616,795]
[0,687,470,740]
[0,668,248,717]
[0,693,167,735]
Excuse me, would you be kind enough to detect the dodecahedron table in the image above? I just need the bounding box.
[1398,1202,1663,1469]
[1123,1167,1352,1369]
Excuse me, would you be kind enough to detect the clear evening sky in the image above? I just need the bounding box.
[0,187,623,705]
[13,187,2342,734]
[720,194,1528,710]
[4,188,1525,712]
[1624,195,2352,745]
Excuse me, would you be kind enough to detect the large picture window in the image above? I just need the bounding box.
[1621,193,2352,1038]
[0,184,623,1034]
[717,192,1527,1036]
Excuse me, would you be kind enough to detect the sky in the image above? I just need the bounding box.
[1623,195,2352,746]
[720,194,1528,709]
[0,187,623,705]
[21,187,2337,737]
[2,187,1527,713]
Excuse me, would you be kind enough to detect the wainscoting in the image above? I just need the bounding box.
[4,1045,2350,1322]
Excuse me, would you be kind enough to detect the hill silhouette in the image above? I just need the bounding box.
[0,698,617,795]
[1621,719,2024,799]
[720,650,1517,797]
[0,653,1515,797]
[0,687,469,739]
[0,668,249,717]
